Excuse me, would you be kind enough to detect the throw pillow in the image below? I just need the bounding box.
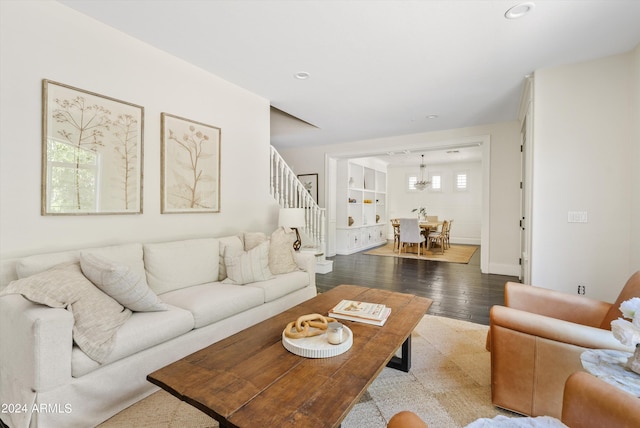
[218,235,244,281]
[269,227,299,275]
[223,240,273,285]
[80,252,168,312]
[243,232,267,250]
[0,262,131,363]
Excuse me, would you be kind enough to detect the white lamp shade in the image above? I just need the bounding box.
[279,208,305,228]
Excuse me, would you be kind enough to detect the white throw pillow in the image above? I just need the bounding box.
[80,252,167,312]
[218,235,244,281]
[223,240,273,285]
[269,227,298,275]
[0,262,131,363]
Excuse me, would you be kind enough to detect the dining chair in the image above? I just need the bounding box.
[426,216,438,222]
[398,218,425,256]
[427,220,449,254]
[391,219,400,251]
[444,219,453,249]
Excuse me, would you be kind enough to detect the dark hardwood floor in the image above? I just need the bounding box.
[316,244,519,326]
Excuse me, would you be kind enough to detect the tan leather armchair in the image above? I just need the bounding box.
[489,271,640,418]
[387,371,640,428]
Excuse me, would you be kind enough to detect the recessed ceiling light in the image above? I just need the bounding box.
[505,2,535,19]
[426,114,439,119]
[294,71,310,80]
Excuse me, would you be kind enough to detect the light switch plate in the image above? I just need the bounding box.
[568,211,588,223]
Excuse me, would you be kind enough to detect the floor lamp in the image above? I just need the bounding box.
[278,208,305,251]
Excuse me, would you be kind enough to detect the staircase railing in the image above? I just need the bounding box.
[270,146,326,251]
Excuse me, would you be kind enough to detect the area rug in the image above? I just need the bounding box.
[98,315,515,428]
[365,242,478,263]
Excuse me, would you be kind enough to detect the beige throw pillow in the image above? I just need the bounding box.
[269,227,299,274]
[223,240,273,285]
[80,252,167,312]
[243,232,268,250]
[0,262,131,363]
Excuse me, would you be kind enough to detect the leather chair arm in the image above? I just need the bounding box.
[387,411,429,428]
[562,371,640,427]
[490,305,632,351]
[504,282,611,327]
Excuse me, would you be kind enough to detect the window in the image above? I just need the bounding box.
[407,174,418,191]
[430,174,441,191]
[455,172,468,191]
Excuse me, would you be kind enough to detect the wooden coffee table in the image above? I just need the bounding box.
[147,284,432,428]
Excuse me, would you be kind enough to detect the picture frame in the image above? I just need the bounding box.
[42,79,144,215]
[161,113,221,213]
[297,173,318,203]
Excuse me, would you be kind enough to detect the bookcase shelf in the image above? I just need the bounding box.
[336,160,387,254]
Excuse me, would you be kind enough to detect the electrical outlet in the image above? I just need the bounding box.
[577,285,586,295]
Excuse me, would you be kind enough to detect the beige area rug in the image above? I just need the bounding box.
[98,315,514,428]
[365,242,478,263]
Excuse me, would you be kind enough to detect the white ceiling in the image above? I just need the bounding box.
[59,0,640,164]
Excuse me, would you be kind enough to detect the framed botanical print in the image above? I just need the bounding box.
[42,79,144,215]
[298,173,318,203]
[161,113,221,213]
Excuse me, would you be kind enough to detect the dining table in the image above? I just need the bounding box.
[419,221,442,233]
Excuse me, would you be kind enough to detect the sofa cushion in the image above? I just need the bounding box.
[223,240,273,285]
[243,231,267,250]
[218,235,244,281]
[0,262,131,363]
[269,227,298,275]
[160,283,265,328]
[79,252,168,312]
[144,238,219,295]
[72,304,194,377]
[245,270,310,302]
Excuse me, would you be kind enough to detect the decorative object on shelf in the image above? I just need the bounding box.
[161,113,221,213]
[376,214,380,223]
[363,199,373,204]
[348,198,357,203]
[279,208,306,250]
[42,79,144,215]
[415,154,431,191]
[348,216,354,226]
[297,173,318,203]
[349,177,354,187]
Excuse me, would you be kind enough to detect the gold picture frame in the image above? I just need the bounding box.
[42,79,144,215]
[161,113,221,213]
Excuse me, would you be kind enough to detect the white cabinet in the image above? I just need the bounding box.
[336,160,387,255]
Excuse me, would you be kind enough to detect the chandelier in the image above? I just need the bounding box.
[415,154,431,191]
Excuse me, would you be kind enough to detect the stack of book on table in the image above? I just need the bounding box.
[328,300,392,326]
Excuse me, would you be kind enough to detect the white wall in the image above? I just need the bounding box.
[277,121,522,276]
[632,45,640,273]
[0,1,276,259]
[532,49,639,301]
[387,161,482,245]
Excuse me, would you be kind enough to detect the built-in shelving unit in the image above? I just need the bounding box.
[336,159,387,254]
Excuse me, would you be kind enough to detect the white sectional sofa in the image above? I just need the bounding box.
[0,230,316,428]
